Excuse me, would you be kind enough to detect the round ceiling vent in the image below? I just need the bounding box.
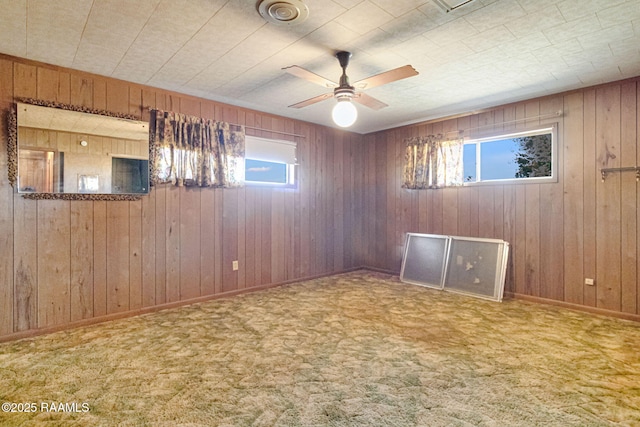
[257,0,309,25]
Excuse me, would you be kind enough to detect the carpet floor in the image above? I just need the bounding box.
[0,270,639,426]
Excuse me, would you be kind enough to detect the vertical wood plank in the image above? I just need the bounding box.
[180,188,201,299]
[200,187,216,295]
[563,92,585,305]
[165,186,181,302]
[620,81,637,314]
[457,188,470,237]
[222,189,239,292]
[259,188,272,284]
[397,128,412,269]
[352,134,365,267]
[539,182,564,301]
[105,80,129,115]
[524,185,540,296]
[315,126,328,274]
[243,186,257,288]
[271,187,286,283]
[13,197,37,332]
[129,200,142,309]
[93,201,107,317]
[70,201,94,321]
[513,185,527,295]
[37,200,71,327]
[12,62,38,332]
[106,202,130,314]
[583,89,598,307]
[375,133,389,267]
[468,187,479,237]
[36,67,59,102]
[154,185,167,304]
[214,187,224,293]
[362,134,377,266]
[141,188,156,307]
[442,189,458,236]
[477,186,494,238]
[238,186,249,287]
[295,122,310,277]
[637,83,640,315]
[492,187,504,241]
[385,131,397,270]
[502,186,516,293]
[70,74,93,108]
[595,85,621,311]
[333,130,345,272]
[0,58,14,335]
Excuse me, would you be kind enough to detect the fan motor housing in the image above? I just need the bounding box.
[334,86,355,100]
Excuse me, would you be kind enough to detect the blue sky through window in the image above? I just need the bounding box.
[245,159,287,184]
[464,138,520,181]
[480,138,519,180]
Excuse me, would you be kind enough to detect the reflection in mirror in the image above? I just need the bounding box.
[16,102,149,195]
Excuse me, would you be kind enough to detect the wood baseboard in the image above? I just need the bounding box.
[0,267,363,344]
[361,267,640,323]
[3,268,637,343]
[505,292,640,323]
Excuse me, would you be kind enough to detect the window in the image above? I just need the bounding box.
[244,135,296,186]
[463,125,556,184]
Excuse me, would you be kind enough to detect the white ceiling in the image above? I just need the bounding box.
[1,0,639,134]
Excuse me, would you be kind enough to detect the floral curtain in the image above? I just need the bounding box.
[402,133,464,189]
[149,110,245,188]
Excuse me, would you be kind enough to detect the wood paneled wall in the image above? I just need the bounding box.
[361,77,640,319]
[1,53,638,341]
[0,55,366,340]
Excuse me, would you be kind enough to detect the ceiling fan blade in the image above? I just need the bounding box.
[288,92,334,109]
[353,93,388,110]
[282,65,338,88]
[353,65,418,90]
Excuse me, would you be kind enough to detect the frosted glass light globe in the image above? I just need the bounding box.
[332,100,357,128]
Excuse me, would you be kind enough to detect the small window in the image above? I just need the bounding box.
[463,125,556,184]
[244,136,296,186]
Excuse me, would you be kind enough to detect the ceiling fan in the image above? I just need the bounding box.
[282,51,418,127]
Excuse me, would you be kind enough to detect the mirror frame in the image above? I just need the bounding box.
[7,98,149,201]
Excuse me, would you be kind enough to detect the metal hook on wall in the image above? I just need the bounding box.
[600,166,640,182]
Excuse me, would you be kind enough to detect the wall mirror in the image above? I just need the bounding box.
[8,100,150,200]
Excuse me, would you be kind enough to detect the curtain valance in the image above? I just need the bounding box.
[402,133,464,189]
[150,110,245,188]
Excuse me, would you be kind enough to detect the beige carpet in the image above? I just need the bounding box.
[1,270,639,426]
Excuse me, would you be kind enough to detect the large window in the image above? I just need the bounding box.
[244,136,296,186]
[463,125,556,184]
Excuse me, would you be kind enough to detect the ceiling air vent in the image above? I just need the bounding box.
[432,0,477,13]
[257,0,309,25]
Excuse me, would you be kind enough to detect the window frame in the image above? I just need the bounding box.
[244,135,297,188]
[462,123,558,186]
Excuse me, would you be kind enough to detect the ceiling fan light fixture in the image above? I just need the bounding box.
[332,99,357,128]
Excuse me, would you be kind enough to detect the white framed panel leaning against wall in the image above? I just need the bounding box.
[401,233,510,302]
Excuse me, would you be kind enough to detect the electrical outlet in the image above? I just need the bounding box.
[232,260,239,271]
[584,278,594,286]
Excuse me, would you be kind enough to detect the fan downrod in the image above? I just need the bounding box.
[334,51,354,98]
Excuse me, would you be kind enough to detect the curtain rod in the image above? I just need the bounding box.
[242,125,306,139]
[146,107,306,138]
[444,110,563,137]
